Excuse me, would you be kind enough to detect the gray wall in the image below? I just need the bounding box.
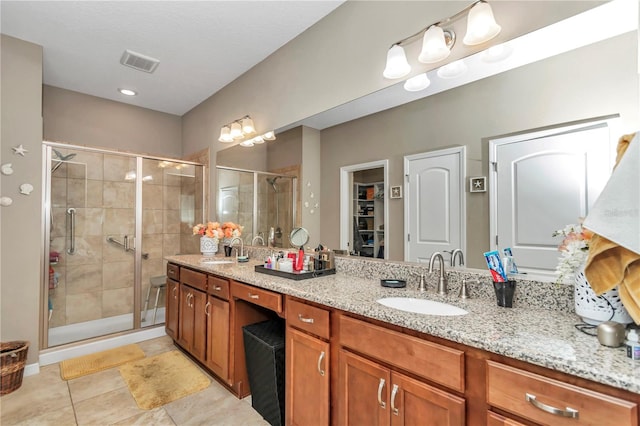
[43,85,182,158]
[319,32,639,268]
[1,35,43,365]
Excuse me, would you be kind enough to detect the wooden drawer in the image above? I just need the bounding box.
[208,275,230,300]
[167,263,179,281]
[231,281,282,314]
[287,298,330,339]
[180,267,207,292]
[487,361,637,426]
[339,315,464,392]
[487,411,527,426]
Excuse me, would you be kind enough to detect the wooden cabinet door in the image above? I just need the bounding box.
[338,349,390,426]
[390,371,465,426]
[286,327,330,426]
[178,284,194,349]
[191,288,207,362]
[166,278,180,340]
[206,295,230,383]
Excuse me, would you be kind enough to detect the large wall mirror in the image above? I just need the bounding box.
[217,1,638,271]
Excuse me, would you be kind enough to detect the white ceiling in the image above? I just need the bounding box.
[1,1,344,116]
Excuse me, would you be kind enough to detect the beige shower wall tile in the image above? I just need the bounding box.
[51,177,67,208]
[142,258,164,287]
[49,291,67,327]
[71,151,104,180]
[66,291,102,324]
[76,208,104,237]
[163,233,181,257]
[142,159,165,185]
[51,207,67,239]
[143,209,164,235]
[86,180,103,207]
[103,208,134,236]
[163,185,181,210]
[142,234,164,261]
[102,287,133,317]
[142,183,163,210]
[102,260,134,290]
[181,234,200,255]
[67,178,87,207]
[66,263,103,295]
[66,162,87,180]
[103,181,135,208]
[164,209,180,234]
[104,155,135,182]
[65,236,103,266]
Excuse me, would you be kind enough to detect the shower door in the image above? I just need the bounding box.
[44,144,204,348]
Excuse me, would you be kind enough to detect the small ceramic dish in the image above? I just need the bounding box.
[237,256,249,263]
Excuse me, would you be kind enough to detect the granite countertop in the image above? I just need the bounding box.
[166,254,640,394]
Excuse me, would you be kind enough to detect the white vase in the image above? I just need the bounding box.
[574,264,633,325]
[200,237,219,256]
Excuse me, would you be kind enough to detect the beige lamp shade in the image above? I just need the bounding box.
[241,117,255,134]
[230,122,243,139]
[218,126,233,142]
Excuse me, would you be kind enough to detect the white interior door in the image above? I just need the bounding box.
[490,119,615,273]
[404,147,465,263]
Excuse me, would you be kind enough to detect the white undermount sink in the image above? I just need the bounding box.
[377,297,468,316]
[200,259,234,265]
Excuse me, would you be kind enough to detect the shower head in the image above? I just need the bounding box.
[266,176,280,191]
[51,149,77,173]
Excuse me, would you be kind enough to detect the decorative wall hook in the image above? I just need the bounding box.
[19,183,34,195]
[12,144,28,156]
[0,196,13,206]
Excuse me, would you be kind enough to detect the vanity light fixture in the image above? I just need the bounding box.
[382,0,501,79]
[218,114,276,145]
[403,73,431,91]
[118,88,137,96]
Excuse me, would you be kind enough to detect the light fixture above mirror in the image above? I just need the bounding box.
[383,0,501,79]
[218,114,276,145]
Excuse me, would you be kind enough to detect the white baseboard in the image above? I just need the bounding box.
[24,363,40,377]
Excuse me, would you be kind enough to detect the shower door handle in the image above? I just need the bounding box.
[67,208,76,255]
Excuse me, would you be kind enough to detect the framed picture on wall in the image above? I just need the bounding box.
[390,186,402,199]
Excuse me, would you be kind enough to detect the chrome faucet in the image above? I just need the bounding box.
[451,249,464,267]
[428,252,448,295]
[229,237,244,257]
[251,235,265,246]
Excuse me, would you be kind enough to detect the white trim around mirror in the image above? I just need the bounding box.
[340,159,389,259]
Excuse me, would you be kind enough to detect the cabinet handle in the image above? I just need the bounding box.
[188,293,193,308]
[172,286,178,299]
[298,314,314,324]
[248,292,260,299]
[377,378,386,409]
[317,351,326,376]
[205,301,211,316]
[214,286,222,291]
[390,384,399,416]
[525,393,579,418]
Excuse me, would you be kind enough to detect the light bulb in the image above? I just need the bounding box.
[382,45,411,79]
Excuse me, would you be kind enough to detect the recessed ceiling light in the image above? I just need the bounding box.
[118,88,137,96]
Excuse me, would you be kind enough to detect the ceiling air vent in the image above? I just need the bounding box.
[120,49,160,73]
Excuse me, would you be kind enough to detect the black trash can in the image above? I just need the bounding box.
[242,319,285,426]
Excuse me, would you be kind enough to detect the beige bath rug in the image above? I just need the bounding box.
[60,344,145,380]
[119,350,211,410]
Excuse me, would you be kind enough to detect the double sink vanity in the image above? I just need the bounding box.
[165,249,640,426]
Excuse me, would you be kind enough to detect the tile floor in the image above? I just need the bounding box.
[0,336,269,425]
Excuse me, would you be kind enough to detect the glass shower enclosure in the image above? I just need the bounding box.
[217,167,297,248]
[43,143,205,348]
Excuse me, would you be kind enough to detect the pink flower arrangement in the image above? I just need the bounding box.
[192,222,223,239]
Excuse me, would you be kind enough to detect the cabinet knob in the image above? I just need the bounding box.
[248,293,259,299]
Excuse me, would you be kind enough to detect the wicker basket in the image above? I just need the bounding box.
[1,341,29,395]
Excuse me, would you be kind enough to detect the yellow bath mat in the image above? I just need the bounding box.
[60,344,145,380]
[119,350,211,410]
